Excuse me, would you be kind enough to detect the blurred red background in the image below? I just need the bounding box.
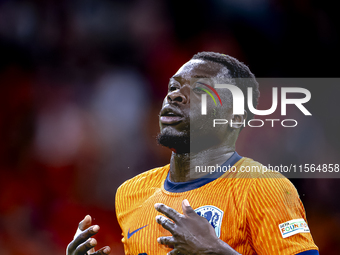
[0,0,340,254]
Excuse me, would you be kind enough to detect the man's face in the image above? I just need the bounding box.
[157,59,233,153]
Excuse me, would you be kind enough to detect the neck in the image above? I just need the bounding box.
[169,143,235,182]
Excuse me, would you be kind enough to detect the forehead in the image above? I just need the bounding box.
[172,59,228,80]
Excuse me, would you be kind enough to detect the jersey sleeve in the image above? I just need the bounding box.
[245,176,318,255]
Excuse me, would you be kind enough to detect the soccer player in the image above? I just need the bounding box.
[67,52,319,255]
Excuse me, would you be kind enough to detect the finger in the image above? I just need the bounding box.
[74,215,92,240]
[182,199,196,217]
[88,247,95,254]
[157,236,176,246]
[154,203,182,222]
[69,225,100,251]
[156,215,175,234]
[90,246,111,255]
[73,238,97,255]
[167,249,182,255]
[79,215,92,231]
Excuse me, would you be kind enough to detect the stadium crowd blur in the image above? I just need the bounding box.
[1,0,340,254]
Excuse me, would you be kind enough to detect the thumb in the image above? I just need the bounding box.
[182,199,196,217]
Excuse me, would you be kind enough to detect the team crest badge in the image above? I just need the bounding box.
[194,205,224,238]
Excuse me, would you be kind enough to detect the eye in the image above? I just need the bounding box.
[169,85,179,92]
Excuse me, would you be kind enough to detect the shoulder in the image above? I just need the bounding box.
[236,158,301,210]
[236,157,293,180]
[233,157,298,196]
[116,164,170,197]
[115,164,170,219]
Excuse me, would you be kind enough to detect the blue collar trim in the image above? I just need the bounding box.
[163,152,242,193]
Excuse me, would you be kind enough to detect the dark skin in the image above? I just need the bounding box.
[159,59,245,182]
[66,59,244,255]
[156,59,244,254]
[66,215,111,255]
[155,200,239,255]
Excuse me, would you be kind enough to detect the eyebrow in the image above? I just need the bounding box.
[170,74,212,81]
[192,75,211,79]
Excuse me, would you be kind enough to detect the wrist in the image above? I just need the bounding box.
[213,238,241,255]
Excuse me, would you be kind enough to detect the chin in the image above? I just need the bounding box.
[157,128,190,154]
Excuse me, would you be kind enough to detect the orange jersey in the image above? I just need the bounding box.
[115,153,318,255]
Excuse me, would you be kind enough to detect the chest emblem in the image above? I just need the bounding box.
[194,205,224,238]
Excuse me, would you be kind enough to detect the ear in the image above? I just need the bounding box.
[230,110,247,129]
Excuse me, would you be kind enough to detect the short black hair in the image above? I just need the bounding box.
[191,52,260,122]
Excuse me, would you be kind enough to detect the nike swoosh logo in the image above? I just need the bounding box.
[127,225,148,239]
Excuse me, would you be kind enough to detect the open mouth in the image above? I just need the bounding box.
[160,108,184,125]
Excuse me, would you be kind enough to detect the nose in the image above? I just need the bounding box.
[167,90,188,104]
